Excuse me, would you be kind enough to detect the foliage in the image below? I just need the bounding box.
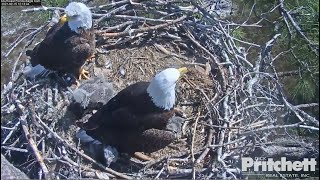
[292,77,316,103]
[234,0,319,104]
[39,0,69,21]
[231,28,245,44]
[42,0,68,7]
[279,0,319,103]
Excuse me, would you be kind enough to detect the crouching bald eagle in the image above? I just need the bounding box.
[76,67,188,160]
[26,2,95,82]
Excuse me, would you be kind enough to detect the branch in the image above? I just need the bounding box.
[5,24,47,58]
[20,115,49,177]
[191,112,201,179]
[22,6,65,13]
[240,123,319,136]
[99,15,187,38]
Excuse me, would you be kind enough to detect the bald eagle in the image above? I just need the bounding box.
[77,67,188,155]
[26,2,95,82]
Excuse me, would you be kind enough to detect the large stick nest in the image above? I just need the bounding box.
[1,0,319,179]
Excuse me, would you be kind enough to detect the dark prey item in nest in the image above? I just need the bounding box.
[76,68,188,162]
[69,76,114,118]
[25,2,95,81]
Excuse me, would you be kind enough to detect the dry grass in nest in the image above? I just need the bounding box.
[100,45,185,90]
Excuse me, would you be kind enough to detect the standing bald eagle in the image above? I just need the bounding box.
[77,67,188,156]
[26,2,95,81]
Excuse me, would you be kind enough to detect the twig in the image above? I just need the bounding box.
[8,28,37,49]
[91,0,129,10]
[2,120,20,144]
[5,24,47,58]
[99,15,187,38]
[96,4,129,23]
[195,118,214,164]
[1,146,28,153]
[240,123,319,136]
[154,166,165,179]
[10,51,24,81]
[22,6,65,13]
[20,115,49,177]
[294,103,319,109]
[154,43,189,61]
[191,112,200,180]
[111,14,180,22]
[97,21,134,33]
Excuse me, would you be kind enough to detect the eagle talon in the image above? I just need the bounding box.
[47,26,52,32]
[87,54,95,63]
[79,69,90,80]
[75,80,81,87]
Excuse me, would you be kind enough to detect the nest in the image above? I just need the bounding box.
[1,0,318,179]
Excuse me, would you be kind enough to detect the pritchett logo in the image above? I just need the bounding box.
[242,157,317,172]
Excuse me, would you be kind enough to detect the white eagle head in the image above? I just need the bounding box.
[65,2,92,33]
[147,67,188,110]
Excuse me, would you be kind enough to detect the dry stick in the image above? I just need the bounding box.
[99,15,187,38]
[102,32,144,48]
[195,119,214,164]
[22,6,65,13]
[8,28,37,49]
[10,51,24,81]
[275,69,316,77]
[5,24,47,58]
[20,115,49,177]
[96,4,129,23]
[2,120,20,144]
[91,0,129,10]
[209,136,247,148]
[154,166,165,179]
[154,43,189,62]
[1,146,29,153]
[240,123,319,136]
[191,112,201,180]
[216,94,230,174]
[267,103,319,109]
[169,168,207,176]
[112,14,180,22]
[34,115,132,179]
[97,21,134,33]
[292,105,319,126]
[227,23,262,27]
[294,103,319,108]
[76,139,83,179]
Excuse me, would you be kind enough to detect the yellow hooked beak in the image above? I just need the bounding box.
[177,67,188,77]
[59,14,68,25]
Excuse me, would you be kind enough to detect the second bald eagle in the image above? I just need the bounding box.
[77,67,188,155]
[26,2,95,81]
